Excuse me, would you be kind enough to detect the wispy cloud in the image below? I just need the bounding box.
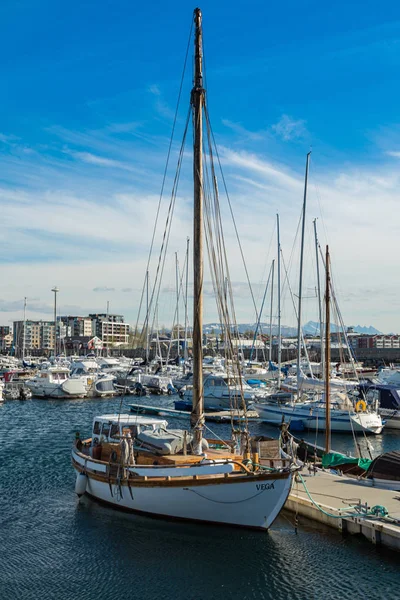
[0,132,20,144]
[70,150,136,172]
[222,119,264,141]
[386,150,400,158]
[2,114,400,332]
[148,83,175,120]
[271,114,307,141]
[220,147,303,193]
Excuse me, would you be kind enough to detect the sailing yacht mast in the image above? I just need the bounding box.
[22,296,27,361]
[277,213,282,388]
[268,260,275,364]
[296,151,311,390]
[313,218,324,375]
[325,245,331,454]
[184,237,189,371]
[191,7,205,455]
[145,270,149,367]
[175,252,180,359]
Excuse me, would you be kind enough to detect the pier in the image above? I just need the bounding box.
[285,469,400,551]
[128,402,260,422]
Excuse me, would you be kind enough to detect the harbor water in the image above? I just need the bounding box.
[1,395,399,600]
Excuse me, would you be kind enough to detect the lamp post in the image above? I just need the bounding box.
[51,286,59,357]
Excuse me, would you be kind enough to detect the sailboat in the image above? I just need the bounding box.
[253,238,384,435]
[71,8,294,530]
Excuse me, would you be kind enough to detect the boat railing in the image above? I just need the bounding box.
[72,440,286,476]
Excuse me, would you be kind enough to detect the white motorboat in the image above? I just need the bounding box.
[179,373,255,410]
[3,370,33,400]
[26,367,88,399]
[358,382,400,430]
[69,360,117,397]
[253,391,384,434]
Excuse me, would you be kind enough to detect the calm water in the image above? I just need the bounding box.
[1,395,399,600]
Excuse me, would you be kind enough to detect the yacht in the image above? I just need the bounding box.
[176,373,255,411]
[69,359,117,397]
[253,391,384,434]
[26,367,88,399]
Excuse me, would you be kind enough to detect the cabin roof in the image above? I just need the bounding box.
[94,413,168,426]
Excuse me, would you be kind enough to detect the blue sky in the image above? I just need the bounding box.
[1,0,400,332]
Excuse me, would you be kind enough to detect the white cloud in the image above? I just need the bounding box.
[71,151,136,171]
[386,150,400,158]
[221,119,263,141]
[148,84,161,96]
[271,114,307,141]
[1,121,400,332]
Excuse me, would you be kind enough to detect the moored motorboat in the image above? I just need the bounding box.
[358,382,400,430]
[26,366,88,398]
[177,373,255,411]
[253,391,384,434]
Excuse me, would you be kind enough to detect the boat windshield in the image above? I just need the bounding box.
[226,378,242,386]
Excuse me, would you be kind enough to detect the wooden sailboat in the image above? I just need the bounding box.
[71,8,293,530]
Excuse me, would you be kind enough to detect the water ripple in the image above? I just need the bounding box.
[0,395,399,599]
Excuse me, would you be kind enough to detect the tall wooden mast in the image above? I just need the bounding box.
[324,245,331,454]
[191,7,205,454]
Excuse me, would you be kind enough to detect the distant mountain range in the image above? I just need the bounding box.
[301,321,383,335]
[203,321,383,336]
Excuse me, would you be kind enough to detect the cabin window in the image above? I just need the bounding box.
[110,424,120,438]
[365,389,379,403]
[93,421,101,435]
[101,422,111,437]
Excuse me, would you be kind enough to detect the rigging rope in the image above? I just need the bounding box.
[133,18,193,345]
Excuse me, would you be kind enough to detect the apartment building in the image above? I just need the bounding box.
[89,313,129,348]
[13,320,55,354]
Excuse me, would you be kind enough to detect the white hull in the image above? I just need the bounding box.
[26,380,88,398]
[253,403,383,434]
[183,391,254,411]
[27,375,116,399]
[72,450,292,530]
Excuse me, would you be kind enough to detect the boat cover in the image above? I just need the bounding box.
[366,451,400,481]
[136,428,193,455]
[322,452,372,472]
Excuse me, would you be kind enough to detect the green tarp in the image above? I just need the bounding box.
[322,452,372,472]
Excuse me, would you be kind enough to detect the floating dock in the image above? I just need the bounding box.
[128,402,259,423]
[285,469,400,551]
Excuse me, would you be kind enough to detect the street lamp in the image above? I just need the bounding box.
[51,286,59,357]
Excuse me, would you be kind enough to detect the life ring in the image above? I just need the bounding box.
[355,399,367,412]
